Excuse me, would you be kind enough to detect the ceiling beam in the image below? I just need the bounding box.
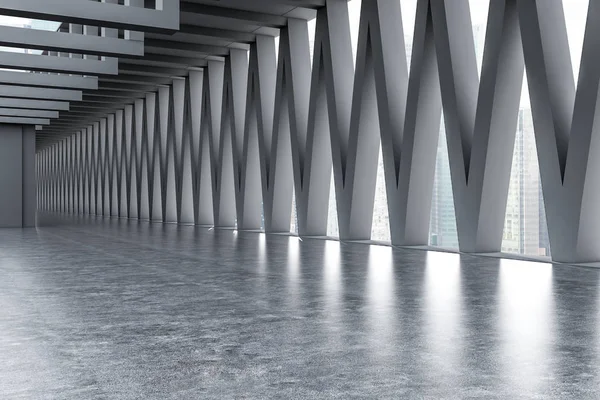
[177,25,256,43]
[0,116,50,125]
[0,52,118,75]
[98,82,161,92]
[100,74,173,86]
[144,38,231,57]
[125,53,209,68]
[84,90,148,99]
[68,101,134,110]
[0,85,81,101]
[0,25,144,58]
[0,98,69,111]
[0,0,179,33]
[0,70,97,90]
[0,108,58,119]
[180,2,286,28]
[268,0,325,7]
[118,63,192,77]
[81,94,145,103]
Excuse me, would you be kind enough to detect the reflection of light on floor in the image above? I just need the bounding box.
[498,259,554,393]
[423,252,464,381]
[258,233,266,262]
[322,241,342,340]
[367,246,394,310]
[425,252,462,312]
[287,237,300,279]
[254,233,266,277]
[366,246,396,358]
[324,240,341,286]
[286,237,301,308]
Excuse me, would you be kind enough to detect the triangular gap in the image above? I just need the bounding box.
[290,187,298,234]
[429,112,459,249]
[502,77,551,257]
[370,143,391,242]
[348,0,362,67]
[327,166,339,238]
[308,18,317,64]
[275,35,280,67]
[399,0,418,67]
[467,0,490,77]
[562,0,589,83]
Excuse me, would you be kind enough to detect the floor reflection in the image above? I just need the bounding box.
[498,260,555,395]
[320,241,344,354]
[2,213,600,398]
[365,246,397,362]
[285,237,302,307]
[422,252,465,390]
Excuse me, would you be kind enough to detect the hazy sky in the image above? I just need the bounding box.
[0,16,31,27]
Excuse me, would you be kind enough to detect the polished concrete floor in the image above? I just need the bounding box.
[1,214,600,399]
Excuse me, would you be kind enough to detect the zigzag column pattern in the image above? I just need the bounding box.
[37,0,600,264]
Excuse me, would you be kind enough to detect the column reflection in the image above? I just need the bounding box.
[285,237,302,311]
[498,259,555,396]
[421,252,465,386]
[365,245,397,361]
[322,241,343,335]
[257,233,267,276]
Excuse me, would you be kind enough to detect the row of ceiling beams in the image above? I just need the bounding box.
[0,0,324,148]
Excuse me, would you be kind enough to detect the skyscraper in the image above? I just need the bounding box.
[501,107,547,256]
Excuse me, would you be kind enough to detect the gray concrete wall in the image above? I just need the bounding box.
[0,124,36,228]
[22,125,36,227]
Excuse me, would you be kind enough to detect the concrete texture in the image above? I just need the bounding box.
[0,124,23,227]
[1,214,600,399]
[0,124,36,228]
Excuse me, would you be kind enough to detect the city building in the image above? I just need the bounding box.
[430,118,459,248]
[501,107,548,256]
